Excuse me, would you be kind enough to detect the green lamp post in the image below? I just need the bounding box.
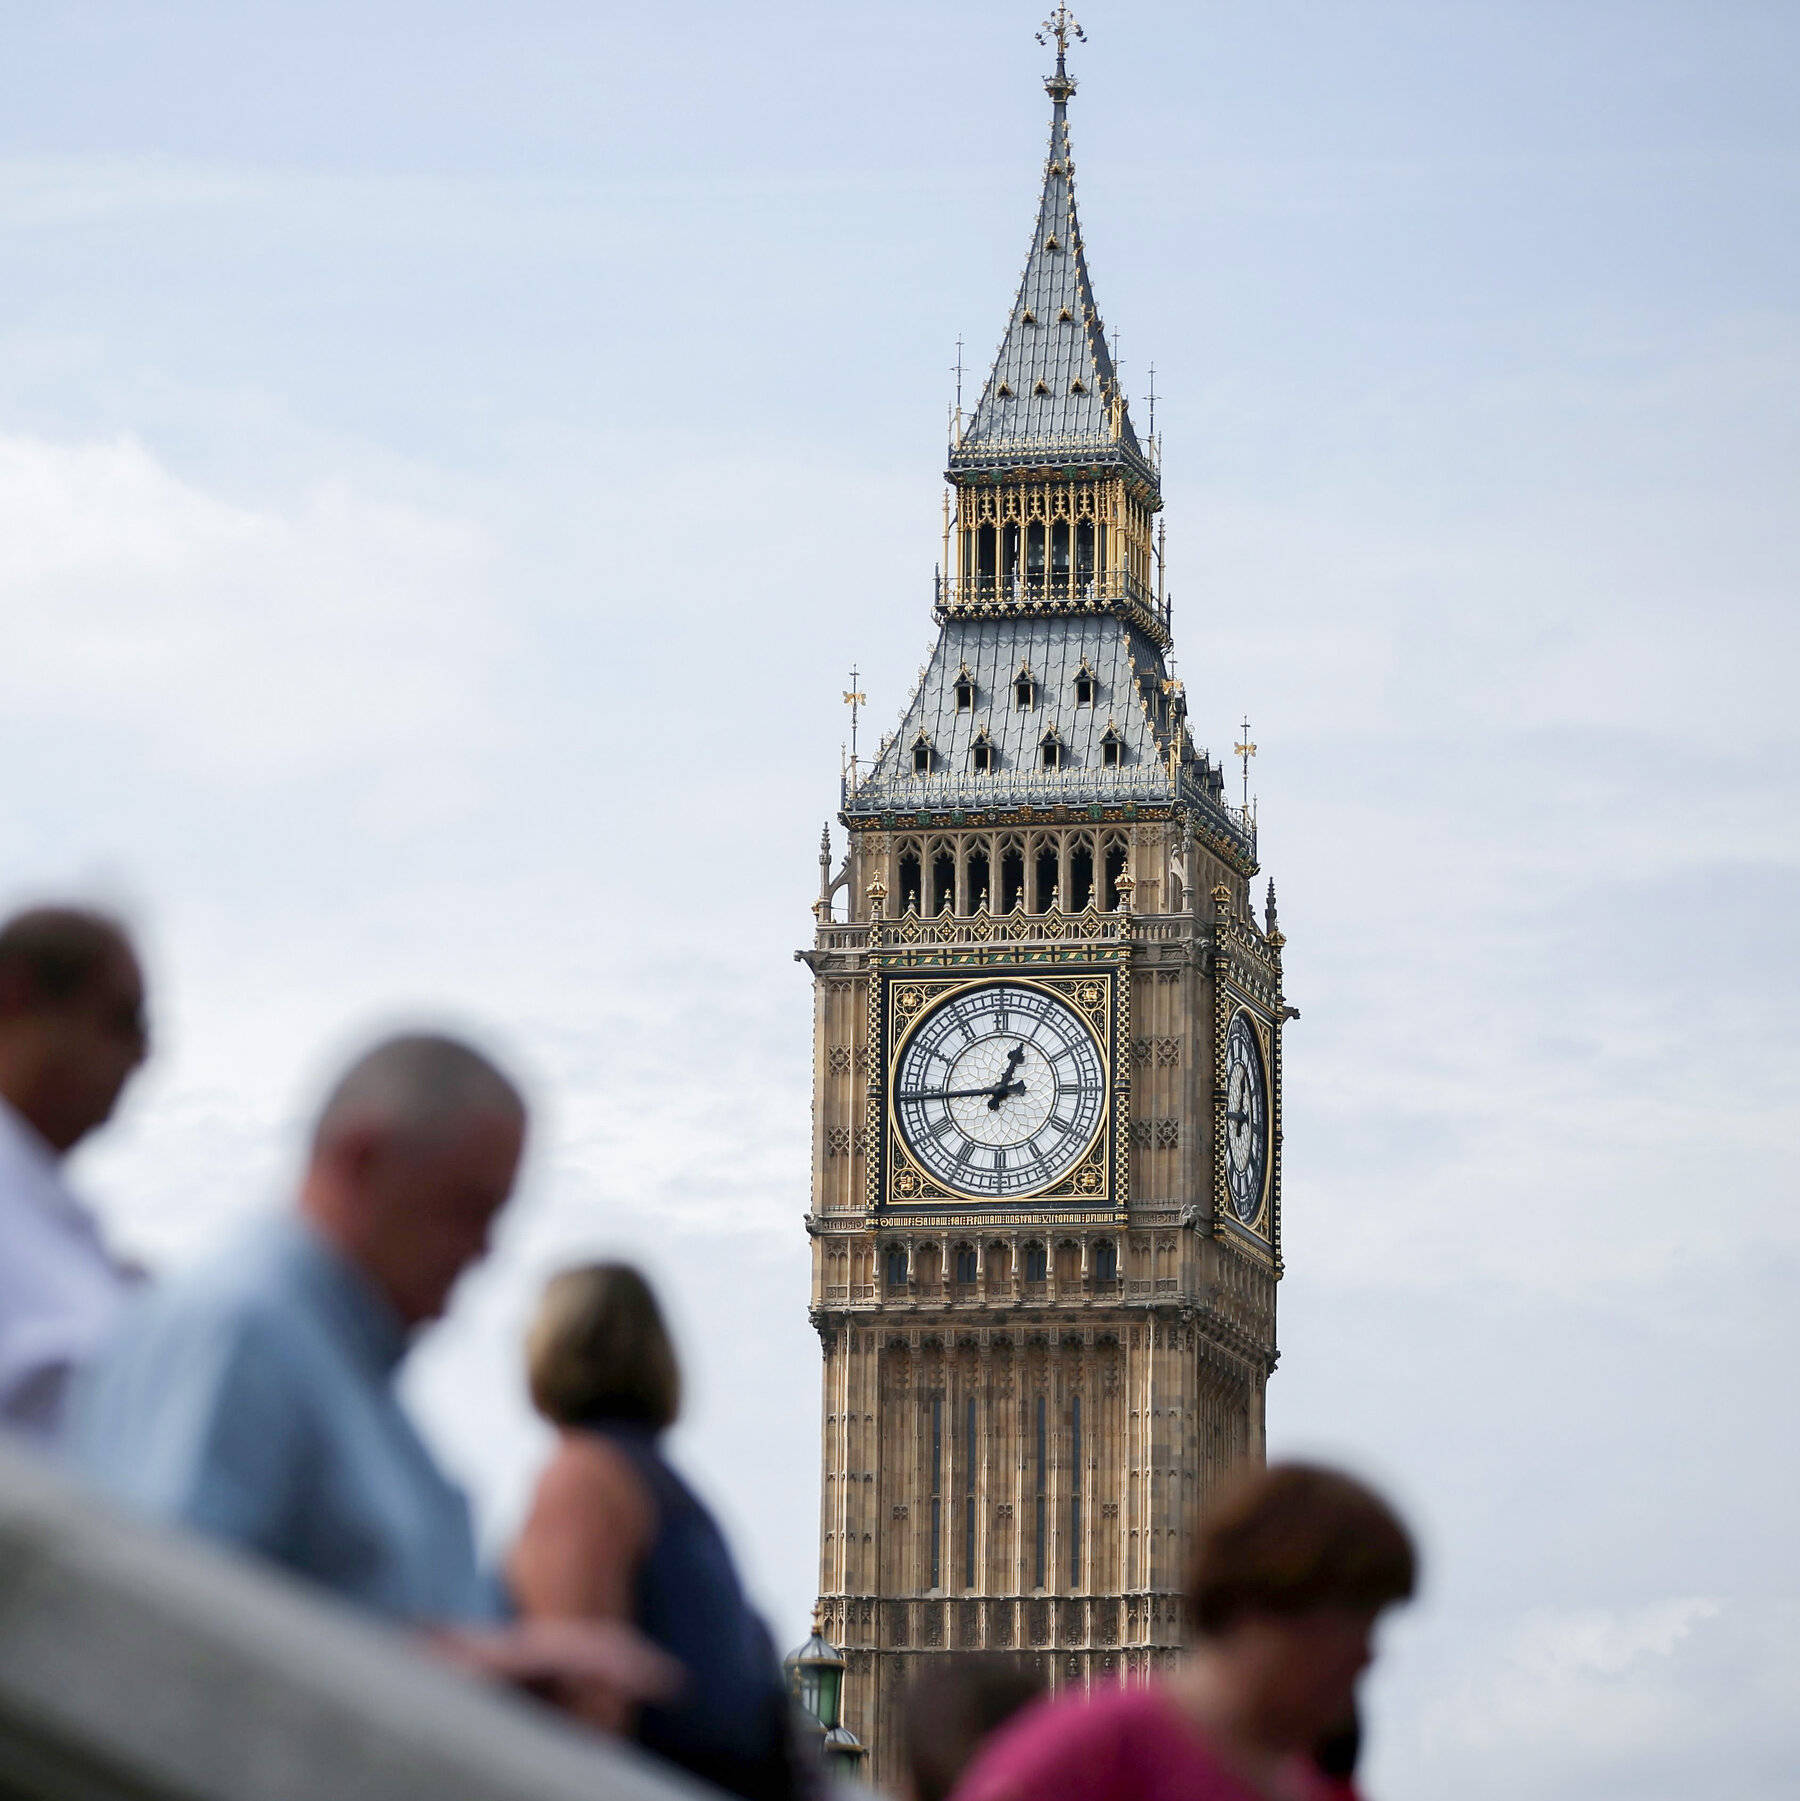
[785,1606,867,1778]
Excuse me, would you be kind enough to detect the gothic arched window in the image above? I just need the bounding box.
[885,1245,909,1291]
[1093,1239,1118,1282]
[953,1244,978,1285]
[897,846,923,915]
[1023,1241,1048,1283]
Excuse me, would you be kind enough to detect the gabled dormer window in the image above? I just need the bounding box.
[1040,730,1064,771]
[996,381,1014,398]
[1073,665,1096,706]
[1101,725,1125,769]
[912,732,934,775]
[1058,306,1073,322]
[970,729,996,774]
[1070,378,1087,394]
[1014,666,1036,710]
[954,670,975,712]
[1045,234,1060,251]
[1021,308,1037,325]
[1033,380,1049,395]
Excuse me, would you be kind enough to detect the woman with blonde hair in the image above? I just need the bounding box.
[510,1262,798,1801]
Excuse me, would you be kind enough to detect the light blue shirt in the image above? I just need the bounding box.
[69,1214,505,1625]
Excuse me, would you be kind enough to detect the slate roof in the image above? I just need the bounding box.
[951,74,1150,481]
[846,617,1252,860]
[845,49,1252,868]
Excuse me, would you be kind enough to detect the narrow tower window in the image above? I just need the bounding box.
[1033,1394,1047,1589]
[1094,1238,1117,1282]
[1000,842,1026,911]
[1102,838,1127,907]
[932,849,956,915]
[966,842,990,910]
[930,1394,943,1591]
[963,1396,978,1588]
[1069,838,1094,907]
[898,849,922,914]
[1069,1393,1083,1586]
[885,1245,909,1291]
[1024,1241,1047,1283]
[1033,842,1060,912]
[954,1243,978,1285]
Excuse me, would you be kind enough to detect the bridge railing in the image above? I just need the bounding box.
[0,1443,716,1801]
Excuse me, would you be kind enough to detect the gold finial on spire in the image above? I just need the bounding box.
[1037,6,1085,100]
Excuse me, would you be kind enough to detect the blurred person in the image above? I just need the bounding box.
[510,1262,799,1801]
[951,1463,1416,1801]
[0,906,149,1444]
[902,1654,1045,1801]
[70,1031,674,1714]
[71,1032,524,1616]
[1311,1709,1362,1801]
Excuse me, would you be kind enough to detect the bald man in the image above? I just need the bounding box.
[72,1033,527,1622]
[0,906,149,1443]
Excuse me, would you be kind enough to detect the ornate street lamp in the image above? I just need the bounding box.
[785,1606,868,1778]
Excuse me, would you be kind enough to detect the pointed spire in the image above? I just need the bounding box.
[954,15,1147,476]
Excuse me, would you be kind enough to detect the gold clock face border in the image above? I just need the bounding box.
[878,970,1118,1210]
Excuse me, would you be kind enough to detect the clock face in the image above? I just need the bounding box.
[893,982,1105,1198]
[1224,1010,1269,1225]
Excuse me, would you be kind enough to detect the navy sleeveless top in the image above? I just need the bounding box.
[589,1424,795,1801]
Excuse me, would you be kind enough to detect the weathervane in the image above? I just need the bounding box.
[844,667,867,778]
[1235,716,1258,813]
[1037,6,1085,96]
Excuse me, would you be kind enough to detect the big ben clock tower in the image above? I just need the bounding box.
[799,17,1288,1783]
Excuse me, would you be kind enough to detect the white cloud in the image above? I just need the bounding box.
[0,432,508,793]
[1375,1596,1800,1801]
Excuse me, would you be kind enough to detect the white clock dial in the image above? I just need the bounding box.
[1224,1010,1269,1225]
[893,982,1105,1198]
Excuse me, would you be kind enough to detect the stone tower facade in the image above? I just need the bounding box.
[800,24,1289,1787]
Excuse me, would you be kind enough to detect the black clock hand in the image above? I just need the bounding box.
[897,1082,1028,1102]
[987,1045,1027,1110]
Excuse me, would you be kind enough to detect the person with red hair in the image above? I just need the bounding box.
[952,1463,1416,1801]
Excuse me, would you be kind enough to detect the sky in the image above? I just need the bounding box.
[4,2,1797,1796]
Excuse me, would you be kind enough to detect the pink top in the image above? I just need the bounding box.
[951,1681,1334,1801]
